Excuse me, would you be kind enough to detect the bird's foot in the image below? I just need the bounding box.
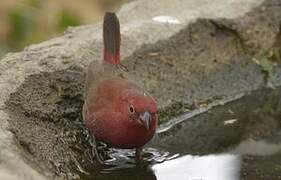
[117,63,128,72]
[84,128,105,165]
[91,144,105,165]
[135,147,143,162]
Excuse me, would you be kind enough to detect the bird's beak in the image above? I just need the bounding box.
[139,111,151,130]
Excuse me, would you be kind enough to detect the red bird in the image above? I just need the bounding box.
[83,12,158,162]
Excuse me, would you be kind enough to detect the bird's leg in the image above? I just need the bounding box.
[97,142,110,159]
[91,136,104,165]
[84,128,104,164]
[117,63,128,72]
[135,147,143,161]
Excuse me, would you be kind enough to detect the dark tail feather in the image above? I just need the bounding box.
[103,12,120,64]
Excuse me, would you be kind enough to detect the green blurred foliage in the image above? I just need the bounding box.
[0,0,128,58]
[57,10,81,31]
[0,44,9,57]
[29,0,43,8]
[1,0,82,57]
[8,7,36,49]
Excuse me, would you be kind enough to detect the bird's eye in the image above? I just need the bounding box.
[129,105,135,114]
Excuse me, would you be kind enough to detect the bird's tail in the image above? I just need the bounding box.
[103,12,121,64]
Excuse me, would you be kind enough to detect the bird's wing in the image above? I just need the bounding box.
[85,60,102,98]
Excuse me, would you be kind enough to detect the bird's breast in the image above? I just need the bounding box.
[95,116,156,149]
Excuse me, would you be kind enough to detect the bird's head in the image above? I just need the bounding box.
[119,88,158,131]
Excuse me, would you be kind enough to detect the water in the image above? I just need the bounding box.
[81,147,240,180]
[152,154,240,180]
[80,87,281,180]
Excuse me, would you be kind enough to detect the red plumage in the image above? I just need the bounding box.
[83,12,158,159]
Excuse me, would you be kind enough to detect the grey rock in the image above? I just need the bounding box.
[0,0,280,179]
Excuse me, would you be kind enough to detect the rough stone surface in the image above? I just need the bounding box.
[0,0,281,179]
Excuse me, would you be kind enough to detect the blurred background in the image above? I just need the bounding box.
[0,0,131,58]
